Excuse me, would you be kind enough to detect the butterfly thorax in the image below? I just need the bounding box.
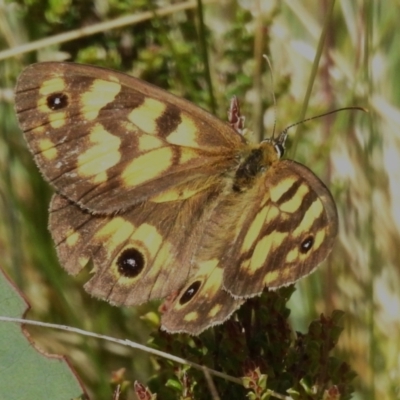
[233,141,280,192]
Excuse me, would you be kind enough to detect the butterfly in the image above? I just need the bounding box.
[15,62,338,335]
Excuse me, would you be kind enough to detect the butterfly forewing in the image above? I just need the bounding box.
[15,62,245,213]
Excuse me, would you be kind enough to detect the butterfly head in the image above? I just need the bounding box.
[261,128,288,160]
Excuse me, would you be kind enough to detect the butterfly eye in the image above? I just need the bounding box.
[47,92,69,110]
[117,248,145,278]
[274,143,285,158]
[300,236,314,253]
[179,281,201,305]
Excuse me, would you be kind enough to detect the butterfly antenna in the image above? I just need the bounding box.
[277,106,368,147]
[263,54,277,139]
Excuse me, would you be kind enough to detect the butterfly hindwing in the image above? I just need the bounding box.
[221,160,338,297]
[161,159,337,333]
[160,259,244,335]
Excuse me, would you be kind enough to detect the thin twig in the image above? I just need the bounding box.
[0,316,241,383]
[0,316,293,399]
[0,0,216,61]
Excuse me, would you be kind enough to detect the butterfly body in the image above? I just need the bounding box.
[15,62,338,334]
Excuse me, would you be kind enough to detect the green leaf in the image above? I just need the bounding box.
[0,268,86,400]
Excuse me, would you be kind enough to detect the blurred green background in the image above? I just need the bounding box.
[0,0,399,399]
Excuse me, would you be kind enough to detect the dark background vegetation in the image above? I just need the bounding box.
[0,1,399,399]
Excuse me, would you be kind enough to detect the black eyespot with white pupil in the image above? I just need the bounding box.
[300,236,314,253]
[179,281,201,305]
[47,92,69,110]
[117,248,145,278]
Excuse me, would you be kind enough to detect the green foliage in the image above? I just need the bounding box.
[147,289,355,399]
[0,270,86,399]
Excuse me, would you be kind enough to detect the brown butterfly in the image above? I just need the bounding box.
[15,62,338,335]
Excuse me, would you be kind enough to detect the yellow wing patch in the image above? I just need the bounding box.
[312,229,326,251]
[48,112,67,129]
[167,114,199,147]
[292,198,324,237]
[38,138,58,160]
[196,259,223,298]
[39,77,66,96]
[241,206,270,253]
[146,240,175,289]
[131,223,163,259]
[285,247,299,263]
[150,186,199,203]
[184,311,199,322]
[246,232,286,276]
[138,135,164,152]
[128,98,166,134]
[269,176,297,203]
[65,229,81,247]
[95,217,135,251]
[208,304,222,318]
[262,270,280,286]
[279,183,309,213]
[77,123,121,183]
[81,79,121,121]
[121,146,173,187]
